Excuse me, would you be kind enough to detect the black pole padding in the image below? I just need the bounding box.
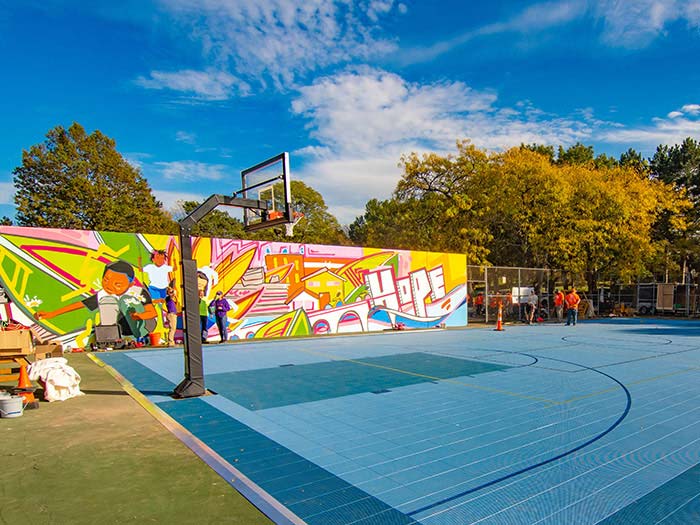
[173,233,206,398]
[172,194,271,398]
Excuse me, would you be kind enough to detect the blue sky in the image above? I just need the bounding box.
[2,1,700,225]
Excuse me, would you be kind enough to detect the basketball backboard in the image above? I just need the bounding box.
[241,152,292,232]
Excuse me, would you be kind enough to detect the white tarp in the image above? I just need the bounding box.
[28,357,84,402]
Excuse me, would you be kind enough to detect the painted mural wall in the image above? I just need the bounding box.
[0,226,467,349]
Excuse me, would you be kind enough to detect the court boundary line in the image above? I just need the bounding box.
[87,353,307,525]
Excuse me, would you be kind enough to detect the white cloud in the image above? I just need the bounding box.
[152,189,207,209]
[155,0,399,90]
[400,1,586,64]
[401,0,700,64]
[682,104,700,115]
[175,131,197,144]
[292,68,593,224]
[154,160,231,181]
[599,103,700,146]
[0,182,15,205]
[292,68,591,154]
[594,0,700,48]
[135,69,249,100]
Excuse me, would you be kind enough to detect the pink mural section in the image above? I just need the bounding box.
[0,226,467,349]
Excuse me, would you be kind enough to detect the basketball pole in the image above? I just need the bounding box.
[173,194,270,398]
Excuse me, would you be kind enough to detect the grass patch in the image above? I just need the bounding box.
[1,353,272,524]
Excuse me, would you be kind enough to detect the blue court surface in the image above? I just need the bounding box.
[98,319,700,524]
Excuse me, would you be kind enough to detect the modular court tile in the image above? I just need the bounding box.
[98,319,700,524]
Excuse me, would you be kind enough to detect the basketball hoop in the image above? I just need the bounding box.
[285,211,304,237]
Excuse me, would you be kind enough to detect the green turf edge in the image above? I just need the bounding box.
[0,353,275,525]
[89,353,306,525]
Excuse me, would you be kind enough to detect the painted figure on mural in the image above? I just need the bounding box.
[141,250,173,305]
[34,260,157,339]
[199,289,209,343]
[197,265,219,297]
[165,285,178,346]
[209,291,231,343]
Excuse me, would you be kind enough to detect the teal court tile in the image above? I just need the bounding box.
[205,352,511,410]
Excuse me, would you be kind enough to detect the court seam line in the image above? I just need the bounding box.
[417,395,700,523]
[290,347,637,521]
[395,382,700,518]
[556,365,700,405]
[320,377,696,486]
[406,352,632,517]
[386,383,700,524]
[527,431,700,525]
[654,491,700,524]
[574,346,700,372]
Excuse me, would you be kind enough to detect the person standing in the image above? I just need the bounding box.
[164,286,178,346]
[209,291,231,343]
[527,289,538,324]
[554,289,565,322]
[475,292,485,316]
[565,287,581,326]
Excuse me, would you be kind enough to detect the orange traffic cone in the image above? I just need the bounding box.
[15,364,39,409]
[494,302,505,331]
[17,364,32,389]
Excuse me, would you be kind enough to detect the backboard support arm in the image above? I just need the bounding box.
[173,195,270,399]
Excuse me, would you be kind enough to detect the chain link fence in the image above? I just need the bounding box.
[468,266,699,323]
[467,266,565,324]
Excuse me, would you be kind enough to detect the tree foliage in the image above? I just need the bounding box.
[9,122,699,287]
[177,201,246,239]
[351,142,689,288]
[13,123,176,233]
[250,180,348,245]
[650,137,700,278]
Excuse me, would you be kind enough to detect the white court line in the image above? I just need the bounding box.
[457,417,700,524]
[397,381,700,516]
[298,382,700,520]
[529,435,700,525]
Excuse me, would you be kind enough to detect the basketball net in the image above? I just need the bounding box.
[285,211,304,237]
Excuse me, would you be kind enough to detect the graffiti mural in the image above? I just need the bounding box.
[0,226,467,348]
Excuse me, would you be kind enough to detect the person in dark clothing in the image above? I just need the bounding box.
[209,291,231,342]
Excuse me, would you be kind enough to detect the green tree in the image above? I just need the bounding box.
[650,138,700,279]
[13,123,176,233]
[176,200,246,239]
[0,216,12,226]
[651,138,700,203]
[520,143,555,163]
[593,153,618,170]
[251,180,349,245]
[619,148,649,174]
[557,142,595,165]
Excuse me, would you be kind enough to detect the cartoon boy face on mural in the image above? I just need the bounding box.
[35,260,157,339]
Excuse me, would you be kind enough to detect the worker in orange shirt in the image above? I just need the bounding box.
[475,292,485,316]
[565,287,581,326]
[554,289,565,322]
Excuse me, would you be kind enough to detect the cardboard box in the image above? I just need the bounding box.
[34,343,63,358]
[0,330,34,355]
